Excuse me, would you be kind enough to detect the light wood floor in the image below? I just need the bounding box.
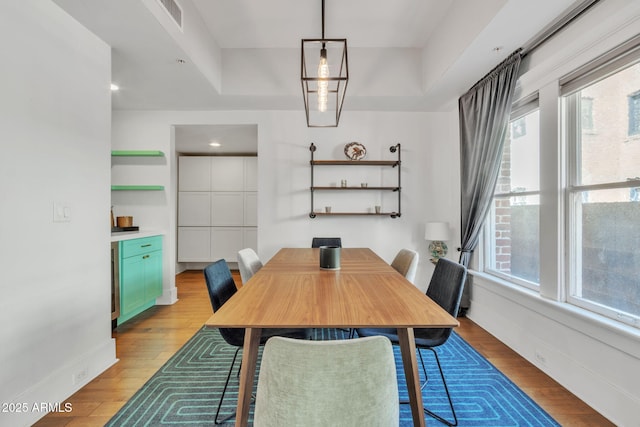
[35,270,613,426]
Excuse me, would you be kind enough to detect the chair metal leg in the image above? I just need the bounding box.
[417,347,429,391]
[422,347,458,427]
[400,348,458,426]
[214,347,241,424]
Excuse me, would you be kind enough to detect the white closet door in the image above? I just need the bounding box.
[211,227,243,262]
[243,192,257,226]
[178,192,211,226]
[179,157,211,191]
[243,227,257,251]
[211,192,244,226]
[244,157,258,191]
[178,227,211,262]
[211,157,244,191]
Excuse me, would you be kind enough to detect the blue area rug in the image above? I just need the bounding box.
[106,327,559,426]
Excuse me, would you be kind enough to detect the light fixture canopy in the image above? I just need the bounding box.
[301,0,349,127]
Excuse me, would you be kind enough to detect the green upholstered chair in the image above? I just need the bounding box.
[254,336,399,427]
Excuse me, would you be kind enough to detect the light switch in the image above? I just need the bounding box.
[53,202,71,223]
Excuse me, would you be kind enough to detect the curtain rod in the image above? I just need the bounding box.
[521,0,601,57]
[465,0,601,93]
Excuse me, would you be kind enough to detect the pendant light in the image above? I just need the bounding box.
[301,0,349,127]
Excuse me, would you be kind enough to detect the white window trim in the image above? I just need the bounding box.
[564,85,640,329]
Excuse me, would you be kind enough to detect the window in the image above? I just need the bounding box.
[511,117,527,138]
[564,61,640,325]
[485,107,540,289]
[630,182,640,201]
[629,90,640,136]
[581,96,594,131]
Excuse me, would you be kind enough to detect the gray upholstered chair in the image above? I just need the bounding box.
[355,257,467,426]
[311,237,342,248]
[391,248,419,283]
[237,247,263,285]
[254,336,399,427]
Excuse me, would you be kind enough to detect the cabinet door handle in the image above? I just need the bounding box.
[141,244,152,248]
[143,255,150,259]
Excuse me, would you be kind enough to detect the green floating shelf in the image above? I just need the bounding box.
[111,150,165,157]
[111,185,165,191]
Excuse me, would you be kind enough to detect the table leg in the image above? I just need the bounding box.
[235,328,261,427]
[398,327,426,427]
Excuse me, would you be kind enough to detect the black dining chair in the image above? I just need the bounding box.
[203,259,312,424]
[355,257,467,426]
[311,237,342,248]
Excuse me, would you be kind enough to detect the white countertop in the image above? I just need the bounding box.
[110,229,164,242]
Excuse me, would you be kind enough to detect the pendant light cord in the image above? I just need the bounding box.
[321,0,325,39]
[321,0,325,50]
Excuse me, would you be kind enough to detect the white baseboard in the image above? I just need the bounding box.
[156,285,178,305]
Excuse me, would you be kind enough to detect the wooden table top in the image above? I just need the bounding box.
[205,248,459,329]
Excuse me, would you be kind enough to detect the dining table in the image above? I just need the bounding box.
[204,247,459,427]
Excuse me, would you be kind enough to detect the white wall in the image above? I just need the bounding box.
[0,2,115,426]
[467,1,640,426]
[111,109,460,292]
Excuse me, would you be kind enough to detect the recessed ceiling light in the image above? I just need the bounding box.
[110,83,119,91]
[209,142,221,147]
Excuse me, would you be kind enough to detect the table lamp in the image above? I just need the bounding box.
[425,221,450,263]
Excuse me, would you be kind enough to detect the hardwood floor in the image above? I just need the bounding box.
[35,270,613,426]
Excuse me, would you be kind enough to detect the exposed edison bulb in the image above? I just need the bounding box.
[317,49,329,112]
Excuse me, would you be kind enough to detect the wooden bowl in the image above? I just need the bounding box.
[116,216,133,227]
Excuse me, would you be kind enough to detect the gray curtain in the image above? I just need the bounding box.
[458,50,522,310]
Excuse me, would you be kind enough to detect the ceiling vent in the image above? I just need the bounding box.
[158,0,182,29]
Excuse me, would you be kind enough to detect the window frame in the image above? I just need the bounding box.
[564,72,640,328]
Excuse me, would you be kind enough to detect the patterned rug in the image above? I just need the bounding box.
[107,328,559,426]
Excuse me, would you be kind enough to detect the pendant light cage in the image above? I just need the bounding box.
[301,39,348,127]
[301,0,348,128]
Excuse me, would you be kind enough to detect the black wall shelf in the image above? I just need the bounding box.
[309,142,401,218]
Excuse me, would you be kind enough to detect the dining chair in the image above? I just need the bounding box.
[390,248,419,283]
[237,247,263,285]
[355,257,467,426]
[203,259,312,424]
[253,336,399,427]
[311,237,342,248]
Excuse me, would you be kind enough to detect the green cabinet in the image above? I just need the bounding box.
[118,236,163,324]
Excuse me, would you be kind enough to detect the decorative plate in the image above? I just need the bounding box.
[344,142,366,160]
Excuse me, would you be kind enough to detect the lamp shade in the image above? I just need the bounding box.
[424,221,450,241]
